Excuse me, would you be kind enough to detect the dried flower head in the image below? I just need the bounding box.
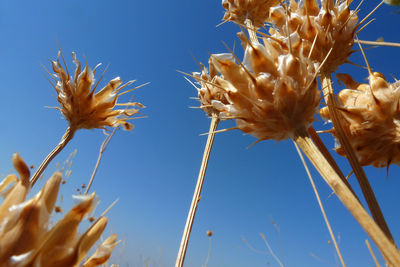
[269,0,358,74]
[222,0,280,28]
[193,58,231,118]
[320,72,400,167]
[209,36,319,141]
[0,155,117,266]
[51,51,144,131]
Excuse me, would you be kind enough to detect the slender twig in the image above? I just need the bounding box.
[85,127,118,194]
[259,233,284,267]
[293,141,346,267]
[175,116,220,267]
[30,126,76,186]
[366,239,382,267]
[292,128,400,266]
[357,39,400,48]
[320,74,395,245]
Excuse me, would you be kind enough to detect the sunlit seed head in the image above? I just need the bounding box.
[320,72,400,167]
[269,0,358,74]
[222,0,280,28]
[208,37,319,141]
[51,51,144,131]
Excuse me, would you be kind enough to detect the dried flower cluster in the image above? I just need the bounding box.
[0,154,118,266]
[193,59,231,117]
[207,35,319,141]
[52,52,144,131]
[320,72,400,167]
[269,0,358,74]
[222,0,280,28]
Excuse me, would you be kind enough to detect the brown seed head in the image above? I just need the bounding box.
[193,58,231,118]
[222,0,280,28]
[51,51,144,131]
[320,73,400,167]
[209,37,319,141]
[269,0,358,74]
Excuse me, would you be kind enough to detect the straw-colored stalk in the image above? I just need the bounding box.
[293,141,345,267]
[293,127,400,266]
[175,116,219,267]
[320,74,394,244]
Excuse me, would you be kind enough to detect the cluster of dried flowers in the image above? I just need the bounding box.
[181,1,400,265]
[194,0,356,141]
[0,51,143,266]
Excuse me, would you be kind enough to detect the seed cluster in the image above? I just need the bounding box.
[0,154,118,266]
[320,73,400,167]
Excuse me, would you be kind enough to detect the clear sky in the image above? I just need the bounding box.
[1,1,400,266]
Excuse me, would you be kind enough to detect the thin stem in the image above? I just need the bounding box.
[366,239,382,267]
[30,126,76,186]
[84,127,118,194]
[245,19,259,44]
[293,128,400,266]
[175,116,219,267]
[357,39,400,48]
[293,141,346,267]
[320,74,395,244]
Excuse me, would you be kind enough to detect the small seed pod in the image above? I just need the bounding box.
[269,0,358,74]
[320,72,400,167]
[210,36,319,141]
[222,0,280,28]
[193,57,231,118]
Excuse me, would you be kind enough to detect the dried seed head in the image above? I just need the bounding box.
[193,58,231,118]
[82,234,119,267]
[51,51,144,131]
[210,37,319,141]
[222,0,280,28]
[269,0,358,74]
[320,72,400,167]
[0,169,116,266]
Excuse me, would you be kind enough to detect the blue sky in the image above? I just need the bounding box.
[1,1,400,266]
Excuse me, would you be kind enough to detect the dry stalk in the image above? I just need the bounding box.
[357,39,400,48]
[320,74,394,244]
[85,128,118,194]
[175,116,220,267]
[366,239,382,267]
[30,126,76,186]
[293,127,400,266]
[293,141,345,267]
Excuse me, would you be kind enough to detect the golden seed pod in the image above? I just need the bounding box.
[269,0,358,74]
[82,234,119,267]
[320,72,400,167]
[51,51,144,131]
[0,155,117,266]
[193,58,231,118]
[210,36,319,141]
[222,0,280,28]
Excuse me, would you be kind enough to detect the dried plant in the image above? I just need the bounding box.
[0,154,117,267]
[30,51,145,186]
[321,71,400,168]
[178,0,400,266]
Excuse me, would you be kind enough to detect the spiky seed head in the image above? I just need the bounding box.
[222,0,280,28]
[269,0,358,74]
[51,51,144,131]
[0,164,117,266]
[320,72,400,167]
[209,36,319,141]
[193,58,231,118]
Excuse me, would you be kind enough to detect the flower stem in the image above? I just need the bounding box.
[175,116,219,267]
[85,128,118,194]
[293,141,346,267]
[30,126,75,186]
[320,74,395,245]
[293,128,400,266]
